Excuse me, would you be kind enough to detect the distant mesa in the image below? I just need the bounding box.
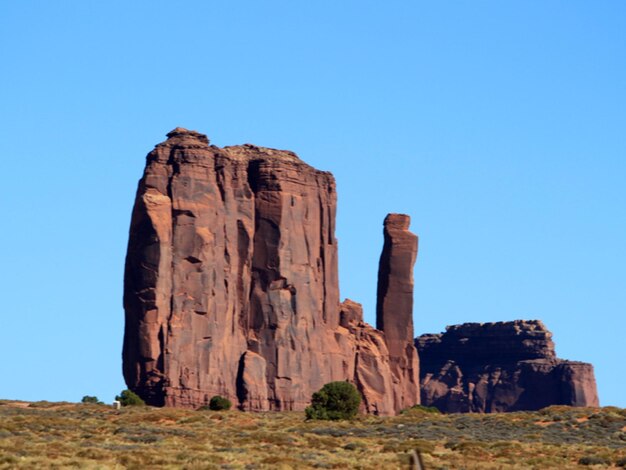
[416,320,599,412]
[122,128,598,414]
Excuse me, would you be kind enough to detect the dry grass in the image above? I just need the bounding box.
[0,400,624,469]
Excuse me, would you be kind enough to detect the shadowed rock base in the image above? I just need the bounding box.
[416,320,599,412]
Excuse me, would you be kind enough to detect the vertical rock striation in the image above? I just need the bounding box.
[416,320,599,412]
[376,214,420,409]
[123,128,420,414]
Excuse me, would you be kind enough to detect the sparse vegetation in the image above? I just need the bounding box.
[305,381,361,420]
[208,395,232,411]
[0,400,624,468]
[401,404,442,414]
[80,395,102,405]
[114,389,145,407]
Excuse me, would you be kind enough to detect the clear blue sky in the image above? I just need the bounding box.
[1,1,624,407]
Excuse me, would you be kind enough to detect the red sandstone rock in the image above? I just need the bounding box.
[123,128,419,415]
[339,299,396,414]
[376,214,421,409]
[416,320,599,412]
[237,351,269,411]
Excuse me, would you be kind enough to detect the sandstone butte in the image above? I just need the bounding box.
[123,128,599,415]
[123,128,419,415]
[416,320,599,413]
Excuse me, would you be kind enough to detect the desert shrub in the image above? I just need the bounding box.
[0,456,18,465]
[305,434,343,449]
[578,455,611,466]
[616,457,626,467]
[27,401,59,408]
[208,395,232,411]
[76,448,109,460]
[401,404,441,414]
[304,381,361,420]
[381,439,435,454]
[81,396,102,405]
[343,442,361,451]
[178,414,206,424]
[115,390,145,407]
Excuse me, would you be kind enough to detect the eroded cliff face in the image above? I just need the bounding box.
[416,320,599,413]
[123,128,420,414]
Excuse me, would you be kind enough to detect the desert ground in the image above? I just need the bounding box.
[0,400,624,469]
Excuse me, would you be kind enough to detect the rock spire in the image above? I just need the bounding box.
[376,213,420,409]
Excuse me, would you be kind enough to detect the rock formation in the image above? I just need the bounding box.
[123,128,420,414]
[416,320,599,412]
[123,128,598,415]
[376,214,420,409]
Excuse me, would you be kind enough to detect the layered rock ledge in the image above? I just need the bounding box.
[416,320,599,413]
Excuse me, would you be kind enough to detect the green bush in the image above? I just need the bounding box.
[115,390,146,407]
[305,381,361,420]
[208,395,232,411]
[81,395,103,405]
